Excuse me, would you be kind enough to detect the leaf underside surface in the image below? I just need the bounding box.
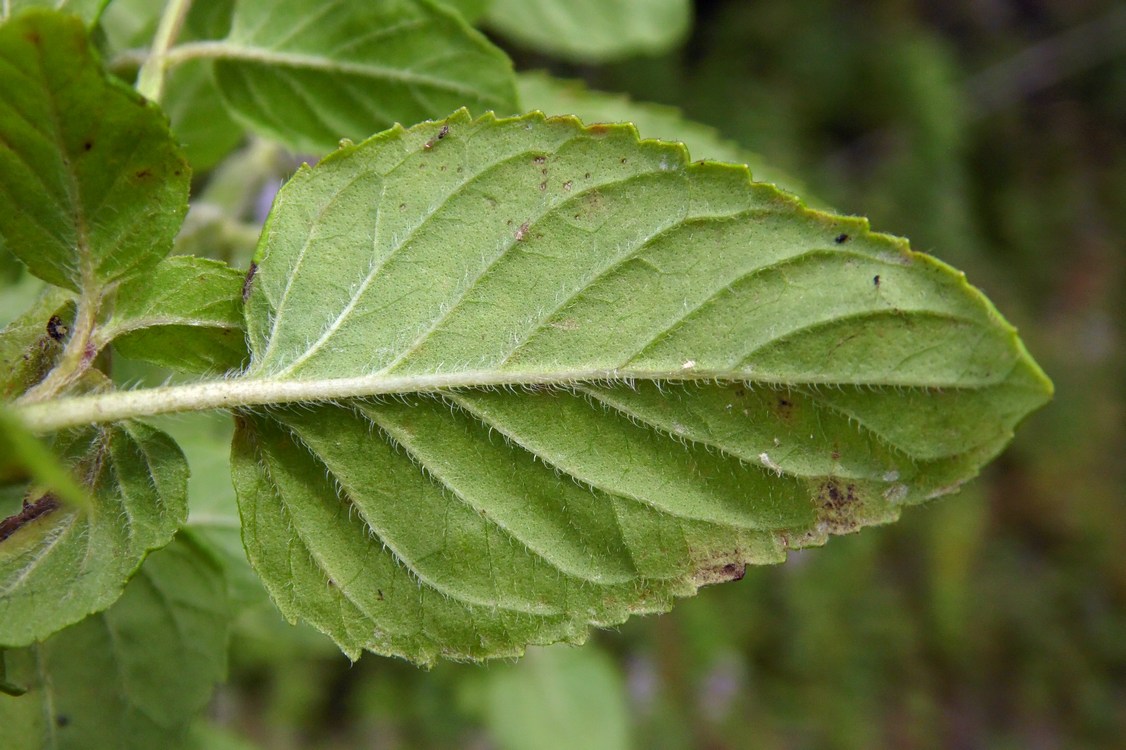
[231,110,1051,664]
[101,255,248,374]
[0,419,188,646]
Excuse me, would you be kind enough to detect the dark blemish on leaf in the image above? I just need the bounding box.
[135,168,152,179]
[83,140,93,152]
[873,275,881,289]
[734,387,746,397]
[456,166,463,174]
[584,172,591,179]
[55,715,69,728]
[816,480,861,533]
[242,262,258,302]
[620,157,628,164]
[834,233,850,244]
[0,494,61,544]
[541,168,548,176]
[533,156,546,165]
[776,397,793,420]
[440,165,447,171]
[377,589,384,601]
[46,315,68,341]
[589,124,610,135]
[399,203,407,211]
[515,222,530,241]
[423,124,450,150]
[831,447,841,462]
[694,560,747,586]
[563,181,573,191]
[539,181,547,191]
[24,31,41,45]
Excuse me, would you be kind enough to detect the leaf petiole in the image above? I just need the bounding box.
[136,0,195,101]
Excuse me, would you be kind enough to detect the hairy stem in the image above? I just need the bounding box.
[11,368,730,434]
[136,0,195,102]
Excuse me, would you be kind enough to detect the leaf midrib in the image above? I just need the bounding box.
[14,366,1014,436]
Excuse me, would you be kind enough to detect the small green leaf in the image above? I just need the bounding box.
[485,0,691,62]
[0,10,190,292]
[0,419,188,646]
[99,256,248,373]
[517,71,808,197]
[227,110,1050,663]
[212,0,518,154]
[2,0,108,26]
[0,535,229,749]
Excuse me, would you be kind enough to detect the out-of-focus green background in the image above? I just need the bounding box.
[198,1,1125,747]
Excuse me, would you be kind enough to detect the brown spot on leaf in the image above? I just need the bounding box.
[242,262,258,302]
[423,124,450,150]
[83,140,93,152]
[693,560,746,587]
[816,479,861,533]
[588,124,610,136]
[135,168,152,179]
[0,494,62,543]
[46,315,67,341]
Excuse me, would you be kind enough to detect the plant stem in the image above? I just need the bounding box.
[136,0,195,102]
[11,368,724,434]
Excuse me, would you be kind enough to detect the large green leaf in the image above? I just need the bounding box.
[0,535,229,749]
[97,256,248,373]
[0,10,189,292]
[226,110,1051,663]
[0,419,188,646]
[210,0,518,154]
[485,0,691,62]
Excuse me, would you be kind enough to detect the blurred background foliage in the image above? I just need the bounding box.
[209,1,1124,748]
[199,2,1122,748]
[6,0,1121,747]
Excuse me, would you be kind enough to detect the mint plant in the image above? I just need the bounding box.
[0,2,1051,746]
